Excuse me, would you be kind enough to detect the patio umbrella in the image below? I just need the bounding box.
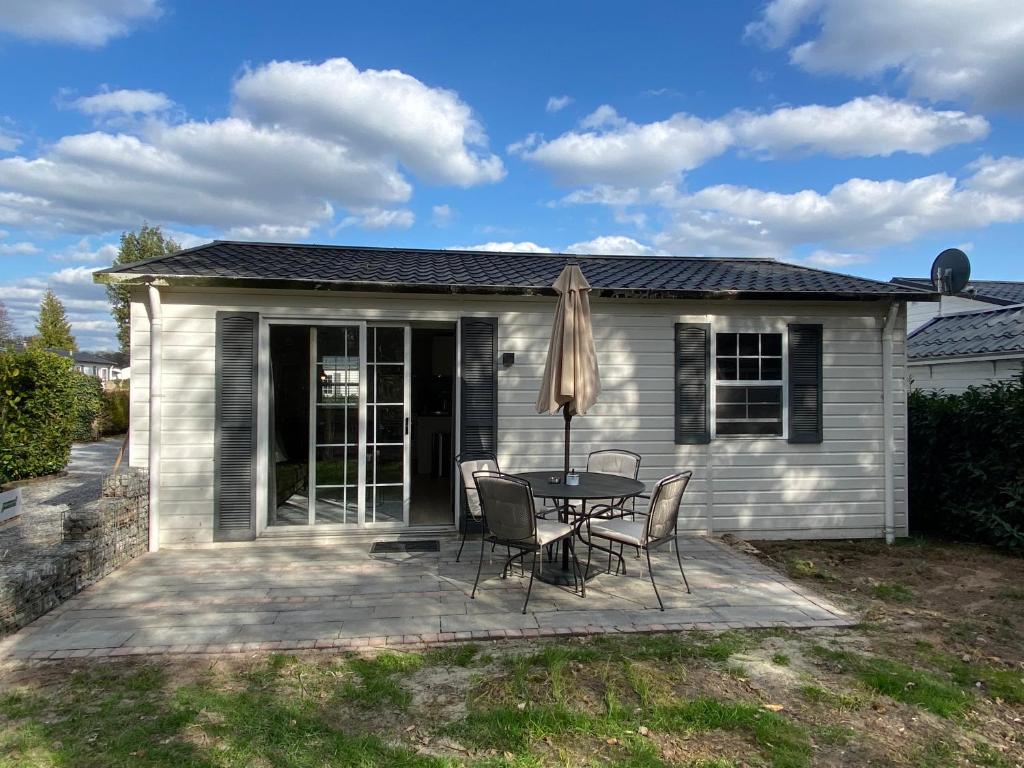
[536,263,601,475]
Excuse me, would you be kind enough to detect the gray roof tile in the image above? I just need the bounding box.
[908,304,1024,360]
[96,241,934,300]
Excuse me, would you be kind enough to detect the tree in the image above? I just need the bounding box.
[35,290,76,352]
[0,300,17,349]
[107,224,180,353]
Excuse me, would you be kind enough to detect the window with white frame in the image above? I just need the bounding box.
[714,332,783,436]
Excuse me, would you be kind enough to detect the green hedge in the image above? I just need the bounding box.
[908,374,1024,551]
[101,385,129,435]
[0,349,105,484]
[71,371,105,442]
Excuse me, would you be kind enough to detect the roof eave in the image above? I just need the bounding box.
[92,271,934,302]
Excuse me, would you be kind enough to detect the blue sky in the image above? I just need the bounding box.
[1,0,1023,348]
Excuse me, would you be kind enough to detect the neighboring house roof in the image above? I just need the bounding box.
[95,241,935,302]
[891,277,1024,306]
[907,304,1024,360]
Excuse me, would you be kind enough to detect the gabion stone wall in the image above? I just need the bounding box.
[0,468,149,636]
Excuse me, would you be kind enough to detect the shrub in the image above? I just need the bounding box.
[0,349,105,484]
[70,372,104,442]
[100,385,129,435]
[908,375,1024,551]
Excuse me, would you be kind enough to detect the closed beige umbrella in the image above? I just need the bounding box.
[536,263,601,474]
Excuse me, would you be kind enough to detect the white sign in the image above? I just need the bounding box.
[0,487,22,525]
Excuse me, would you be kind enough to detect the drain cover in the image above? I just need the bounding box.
[370,540,440,553]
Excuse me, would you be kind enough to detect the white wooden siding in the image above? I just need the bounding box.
[907,295,991,332]
[128,287,908,546]
[909,357,1023,394]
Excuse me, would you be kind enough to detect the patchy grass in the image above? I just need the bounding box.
[784,558,837,582]
[771,652,791,666]
[869,582,915,603]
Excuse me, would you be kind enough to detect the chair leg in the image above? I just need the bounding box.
[568,538,585,598]
[522,550,538,614]
[645,547,664,611]
[675,537,691,594]
[456,523,469,562]
[471,533,486,599]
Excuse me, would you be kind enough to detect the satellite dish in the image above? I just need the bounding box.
[930,248,971,295]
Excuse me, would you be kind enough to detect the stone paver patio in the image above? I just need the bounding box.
[0,535,853,660]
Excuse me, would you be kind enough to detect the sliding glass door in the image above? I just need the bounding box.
[271,322,410,528]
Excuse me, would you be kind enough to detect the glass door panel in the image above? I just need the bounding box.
[365,325,409,525]
[313,326,361,524]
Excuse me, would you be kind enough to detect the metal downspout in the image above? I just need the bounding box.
[881,301,899,544]
[147,284,162,552]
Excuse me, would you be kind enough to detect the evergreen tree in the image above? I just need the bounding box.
[107,223,180,353]
[0,300,17,349]
[35,290,76,352]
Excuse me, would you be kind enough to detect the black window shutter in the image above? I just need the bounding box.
[459,317,498,456]
[675,323,710,444]
[215,311,258,541]
[788,323,823,444]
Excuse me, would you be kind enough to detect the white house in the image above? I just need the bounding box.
[95,242,933,550]
[907,304,1024,394]
[891,277,1024,332]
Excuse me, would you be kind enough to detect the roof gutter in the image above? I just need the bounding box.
[881,300,900,545]
[92,272,938,303]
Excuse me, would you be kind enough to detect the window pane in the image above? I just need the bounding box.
[317,407,349,444]
[376,405,404,443]
[739,333,759,356]
[716,403,748,420]
[315,446,356,485]
[747,386,782,403]
[717,387,748,404]
[738,358,759,380]
[376,366,404,402]
[371,486,404,523]
[761,357,782,381]
[761,333,782,356]
[376,445,404,483]
[717,420,782,436]
[749,403,782,419]
[716,358,737,380]
[315,487,357,525]
[717,333,737,356]
[374,327,404,363]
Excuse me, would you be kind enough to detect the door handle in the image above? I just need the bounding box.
[405,417,410,436]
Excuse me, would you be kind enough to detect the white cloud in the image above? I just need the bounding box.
[566,236,659,256]
[233,58,504,187]
[0,58,504,236]
[0,229,39,255]
[223,224,310,241]
[653,166,1024,258]
[747,0,1024,108]
[0,0,162,47]
[431,204,454,226]
[966,155,1024,194]
[546,95,572,113]
[0,129,20,152]
[731,96,988,157]
[803,250,872,268]
[49,238,120,262]
[513,110,732,187]
[70,88,173,116]
[518,97,987,189]
[339,207,415,230]
[453,241,553,253]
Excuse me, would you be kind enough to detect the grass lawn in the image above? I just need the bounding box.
[1,538,1022,767]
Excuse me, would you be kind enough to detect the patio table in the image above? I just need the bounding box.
[514,470,645,586]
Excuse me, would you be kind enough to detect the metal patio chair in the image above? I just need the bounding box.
[455,452,500,562]
[580,471,693,610]
[471,471,583,613]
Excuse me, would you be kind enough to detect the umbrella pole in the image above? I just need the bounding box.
[563,405,572,477]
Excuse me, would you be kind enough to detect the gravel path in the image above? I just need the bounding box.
[2,437,126,553]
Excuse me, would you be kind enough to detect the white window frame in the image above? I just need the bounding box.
[710,328,788,440]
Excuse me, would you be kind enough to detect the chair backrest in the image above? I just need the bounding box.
[644,471,693,542]
[587,449,641,480]
[456,453,499,520]
[473,472,537,544]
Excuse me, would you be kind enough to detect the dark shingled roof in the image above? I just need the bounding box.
[891,277,1024,306]
[908,304,1024,360]
[95,241,935,301]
